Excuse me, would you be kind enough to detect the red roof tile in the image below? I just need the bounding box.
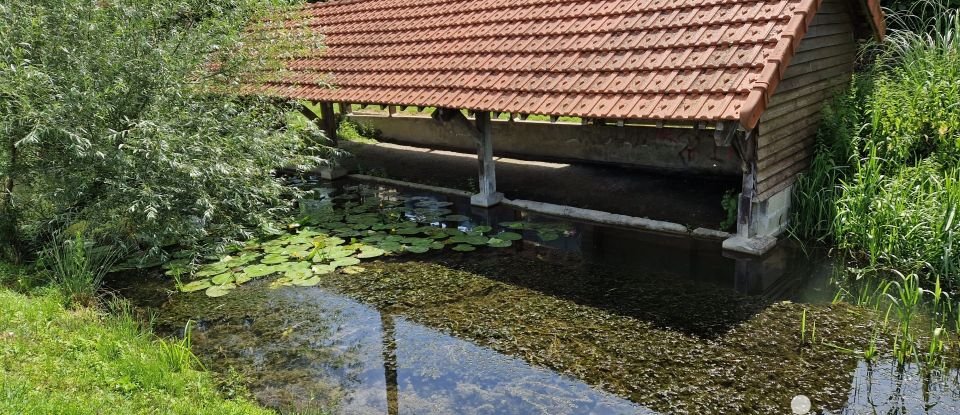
[248,0,883,129]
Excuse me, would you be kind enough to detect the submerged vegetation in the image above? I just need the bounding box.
[792,3,960,288]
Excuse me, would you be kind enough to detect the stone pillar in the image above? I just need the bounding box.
[470,112,504,207]
[723,128,779,256]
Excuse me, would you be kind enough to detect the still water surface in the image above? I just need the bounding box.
[115,179,960,414]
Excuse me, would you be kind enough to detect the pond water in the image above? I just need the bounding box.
[112,178,960,414]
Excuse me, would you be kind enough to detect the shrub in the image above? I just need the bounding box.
[0,0,329,261]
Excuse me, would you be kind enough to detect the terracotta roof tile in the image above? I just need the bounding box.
[248,0,883,128]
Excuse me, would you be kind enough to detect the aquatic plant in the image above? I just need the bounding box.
[790,2,960,289]
[41,231,120,307]
[167,185,574,297]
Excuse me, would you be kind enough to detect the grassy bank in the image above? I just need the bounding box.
[0,273,270,414]
[791,3,960,288]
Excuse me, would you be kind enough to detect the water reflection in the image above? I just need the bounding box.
[842,360,960,415]
[178,285,648,414]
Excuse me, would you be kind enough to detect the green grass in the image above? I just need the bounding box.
[0,286,272,415]
[791,2,960,288]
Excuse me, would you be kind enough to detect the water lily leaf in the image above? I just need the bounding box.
[384,235,405,242]
[261,254,288,264]
[211,272,235,285]
[487,238,512,248]
[444,214,470,222]
[404,245,430,254]
[312,264,336,275]
[323,246,355,259]
[500,221,526,229]
[284,268,312,280]
[495,231,523,241]
[356,247,385,258]
[401,237,431,246]
[452,244,476,252]
[195,263,228,277]
[472,225,492,234]
[429,241,445,250]
[378,241,403,252]
[180,279,212,293]
[396,227,423,235]
[330,257,361,267]
[234,273,253,285]
[538,232,560,241]
[292,276,322,287]
[244,264,279,278]
[205,283,236,298]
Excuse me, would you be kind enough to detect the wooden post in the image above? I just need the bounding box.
[319,102,338,145]
[471,111,503,207]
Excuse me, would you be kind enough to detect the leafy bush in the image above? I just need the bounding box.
[0,0,329,261]
[792,2,960,287]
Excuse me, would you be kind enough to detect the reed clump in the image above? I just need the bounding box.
[792,1,960,289]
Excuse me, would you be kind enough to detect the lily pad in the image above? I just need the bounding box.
[443,214,471,222]
[487,238,512,248]
[205,283,236,298]
[538,232,560,242]
[330,257,361,267]
[452,244,476,252]
[292,276,322,287]
[211,272,235,285]
[180,279,212,293]
[312,264,336,275]
[261,254,289,264]
[404,245,430,254]
[495,232,523,241]
[472,225,493,234]
[356,247,386,259]
[244,264,279,278]
[284,268,313,279]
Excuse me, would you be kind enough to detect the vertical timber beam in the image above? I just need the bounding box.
[723,127,777,256]
[319,102,339,145]
[470,111,504,207]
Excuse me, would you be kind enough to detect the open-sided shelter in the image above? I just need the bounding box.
[246,0,884,255]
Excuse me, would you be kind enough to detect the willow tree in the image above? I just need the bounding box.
[0,0,328,261]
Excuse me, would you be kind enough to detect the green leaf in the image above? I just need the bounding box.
[211,272,235,285]
[452,244,476,252]
[487,238,512,248]
[495,231,523,241]
[356,247,385,258]
[330,257,361,267]
[180,279,212,293]
[205,283,236,298]
[404,245,430,254]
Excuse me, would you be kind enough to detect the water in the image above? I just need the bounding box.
[113,178,960,414]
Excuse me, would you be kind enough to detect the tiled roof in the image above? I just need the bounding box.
[248,0,881,129]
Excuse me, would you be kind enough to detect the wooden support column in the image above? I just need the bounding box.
[470,111,503,207]
[319,102,339,145]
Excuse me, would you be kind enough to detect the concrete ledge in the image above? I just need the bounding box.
[344,174,741,239]
[348,174,473,197]
[722,235,778,256]
[692,227,732,240]
[506,199,689,234]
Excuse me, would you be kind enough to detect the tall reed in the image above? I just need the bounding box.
[791,2,960,288]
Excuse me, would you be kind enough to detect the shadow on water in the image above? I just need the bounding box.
[109,178,960,414]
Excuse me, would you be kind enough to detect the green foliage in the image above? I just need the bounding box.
[0,289,270,414]
[719,190,738,232]
[792,3,960,287]
[41,231,120,307]
[0,0,330,260]
[172,185,560,297]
